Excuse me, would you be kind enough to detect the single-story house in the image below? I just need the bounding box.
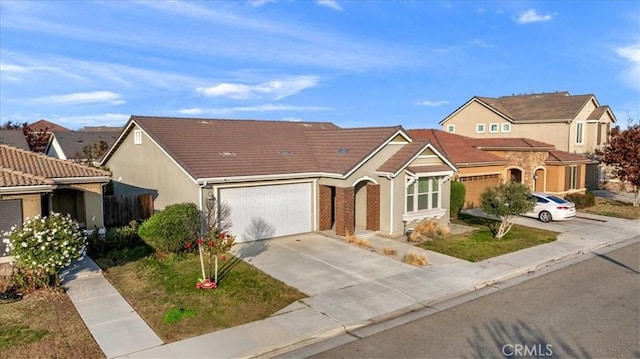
[1,144,111,260]
[408,129,591,207]
[45,130,120,163]
[102,116,457,242]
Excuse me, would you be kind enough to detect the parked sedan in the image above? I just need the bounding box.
[524,193,576,222]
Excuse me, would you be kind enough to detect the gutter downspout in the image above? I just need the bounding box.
[386,174,394,236]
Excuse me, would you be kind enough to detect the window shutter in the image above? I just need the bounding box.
[577,165,582,189]
[565,167,571,190]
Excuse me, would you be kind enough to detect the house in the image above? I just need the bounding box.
[26,119,72,153]
[45,130,120,163]
[0,144,111,260]
[439,92,617,154]
[409,129,591,207]
[0,130,30,150]
[82,126,123,132]
[102,116,457,242]
[29,119,71,133]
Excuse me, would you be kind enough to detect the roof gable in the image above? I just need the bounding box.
[28,119,71,132]
[408,129,507,166]
[376,139,457,177]
[0,130,30,150]
[47,131,120,160]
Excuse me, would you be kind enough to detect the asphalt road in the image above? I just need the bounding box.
[310,241,640,358]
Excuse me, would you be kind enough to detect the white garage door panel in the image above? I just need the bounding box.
[220,183,312,243]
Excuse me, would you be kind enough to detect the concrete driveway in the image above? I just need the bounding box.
[231,233,416,296]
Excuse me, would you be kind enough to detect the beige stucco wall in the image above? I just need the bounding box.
[1,193,41,221]
[107,125,198,210]
[545,164,586,195]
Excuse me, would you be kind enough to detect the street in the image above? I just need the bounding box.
[310,241,640,358]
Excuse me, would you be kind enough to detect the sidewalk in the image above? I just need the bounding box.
[61,213,640,359]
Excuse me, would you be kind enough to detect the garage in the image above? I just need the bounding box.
[458,174,501,208]
[218,182,313,243]
[0,199,23,256]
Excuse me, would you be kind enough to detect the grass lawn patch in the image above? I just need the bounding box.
[99,250,306,343]
[0,290,103,358]
[580,197,640,219]
[420,214,558,262]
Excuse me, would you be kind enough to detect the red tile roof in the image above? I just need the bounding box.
[546,150,591,164]
[468,137,555,150]
[28,119,71,132]
[108,116,406,179]
[407,129,506,167]
[0,144,110,187]
[475,92,596,123]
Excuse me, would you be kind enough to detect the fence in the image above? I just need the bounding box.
[103,194,154,227]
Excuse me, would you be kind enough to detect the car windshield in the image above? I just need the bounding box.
[547,196,567,204]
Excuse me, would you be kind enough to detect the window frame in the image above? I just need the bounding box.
[476,123,485,133]
[406,176,442,213]
[489,123,499,133]
[446,124,455,133]
[133,130,142,145]
[575,121,584,145]
[501,123,511,133]
[568,166,578,190]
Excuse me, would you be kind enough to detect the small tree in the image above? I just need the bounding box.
[596,123,640,206]
[480,182,535,239]
[450,181,466,219]
[138,202,201,253]
[80,140,109,164]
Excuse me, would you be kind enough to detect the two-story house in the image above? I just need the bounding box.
[439,92,617,155]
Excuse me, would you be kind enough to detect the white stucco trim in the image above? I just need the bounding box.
[351,176,379,186]
[54,176,112,184]
[0,185,54,194]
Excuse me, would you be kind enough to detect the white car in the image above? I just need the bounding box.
[524,193,576,223]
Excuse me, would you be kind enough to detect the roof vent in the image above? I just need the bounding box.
[278,150,292,155]
[218,152,236,156]
[337,148,349,154]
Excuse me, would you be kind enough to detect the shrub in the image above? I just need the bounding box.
[382,247,398,256]
[138,203,201,253]
[435,223,451,236]
[566,192,596,209]
[403,251,428,266]
[87,221,146,258]
[346,234,372,248]
[409,220,438,242]
[2,213,86,288]
[450,181,466,219]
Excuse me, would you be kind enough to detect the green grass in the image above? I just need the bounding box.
[0,323,49,350]
[420,214,558,262]
[100,251,306,343]
[580,198,640,219]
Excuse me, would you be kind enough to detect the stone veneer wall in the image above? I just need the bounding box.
[499,151,549,188]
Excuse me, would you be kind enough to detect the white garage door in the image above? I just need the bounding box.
[219,183,312,243]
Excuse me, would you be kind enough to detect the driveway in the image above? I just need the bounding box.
[231,233,416,296]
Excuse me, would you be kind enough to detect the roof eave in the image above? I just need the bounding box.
[0,185,55,194]
[53,176,112,184]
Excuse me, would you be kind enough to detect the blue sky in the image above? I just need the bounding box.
[1,1,638,131]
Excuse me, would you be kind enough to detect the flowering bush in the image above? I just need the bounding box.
[3,213,87,288]
[186,231,235,287]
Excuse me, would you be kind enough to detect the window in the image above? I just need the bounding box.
[406,176,441,212]
[501,123,511,133]
[476,123,485,133]
[575,121,584,145]
[446,124,455,133]
[489,123,499,133]
[567,166,578,190]
[133,130,142,145]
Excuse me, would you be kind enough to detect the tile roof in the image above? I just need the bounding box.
[0,130,30,150]
[475,92,596,123]
[28,119,71,132]
[111,116,406,179]
[49,131,120,160]
[82,126,123,132]
[546,150,592,164]
[587,105,613,121]
[0,167,54,187]
[376,139,431,175]
[0,144,110,187]
[468,137,555,150]
[408,129,507,167]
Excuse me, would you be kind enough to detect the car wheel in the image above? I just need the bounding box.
[539,211,552,223]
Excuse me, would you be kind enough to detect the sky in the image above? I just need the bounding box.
[1,0,638,131]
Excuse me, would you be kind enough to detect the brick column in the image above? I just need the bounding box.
[366,183,380,231]
[318,185,333,231]
[335,186,354,236]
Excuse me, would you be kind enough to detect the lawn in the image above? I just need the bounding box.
[419,214,558,262]
[580,197,640,219]
[0,290,103,359]
[97,250,306,343]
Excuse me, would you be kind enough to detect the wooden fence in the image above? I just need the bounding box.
[103,194,154,227]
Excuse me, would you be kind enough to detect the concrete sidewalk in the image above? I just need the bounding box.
[61,213,639,359]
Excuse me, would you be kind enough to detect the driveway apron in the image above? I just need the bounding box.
[232,233,416,296]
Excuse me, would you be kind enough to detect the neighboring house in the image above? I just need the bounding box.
[440,92,616,154]
[0,130,30,150]
[0,144,111,259]
[27,119,72,153]
[102,116,457,242]
[45,131,120,163]
[82,126,123,132]
[29,119,71,133]
[409,129,591,207]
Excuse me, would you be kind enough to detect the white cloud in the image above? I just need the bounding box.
[197,76,320,100]
[186,103,330,115]
[416,100,449,107]
[316,0,343,11]
[514,9,553,24]
[616,44,640,91]
[51,113,130,128]
[179,108,205,115]
[248,0,277,7]
[33,91,125,105]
